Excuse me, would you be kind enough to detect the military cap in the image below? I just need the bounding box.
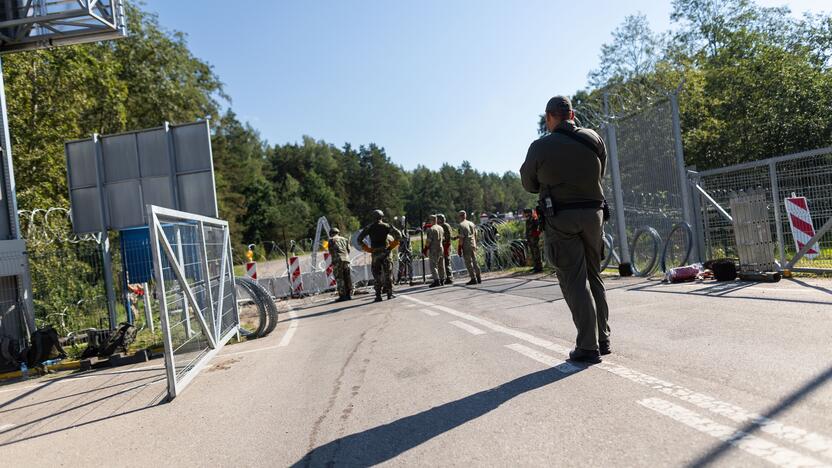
[372,209,384,220]
[329,228,340,236]
[437,213,446,221]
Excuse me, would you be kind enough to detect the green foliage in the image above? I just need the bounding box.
[573,0,832,170]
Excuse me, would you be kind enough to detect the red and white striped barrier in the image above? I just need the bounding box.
[323,252,337,289]
[784,196,819,260]
[245,261,257,279]
[289,256,303,295]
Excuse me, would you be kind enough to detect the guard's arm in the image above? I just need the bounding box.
[520,141,541,194]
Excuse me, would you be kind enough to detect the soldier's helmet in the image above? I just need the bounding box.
[329,228,340,236]
[372,209,384,220]
[437,213,446,222]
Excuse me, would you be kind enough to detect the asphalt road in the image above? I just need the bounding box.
[1,274,831,467]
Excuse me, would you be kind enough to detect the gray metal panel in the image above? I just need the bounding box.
[141,176,175,211]
[69,187,104,233]
[177,172,217,217]
[101,134,139,182]
[66,140,97,188]
[172,122,212,173]
[106,180,144,229]
[137,128,171,177]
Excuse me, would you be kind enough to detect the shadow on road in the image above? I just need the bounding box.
[626,280,832,307]
[688,364,832,467]
[292,363,586,467]
[0,366,167,448]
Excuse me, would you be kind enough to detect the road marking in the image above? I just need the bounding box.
[505,344,582,374]
[401,294,832,459]
[449,320,486,335]
[0,424,15,431]
[639,398,828,468]
[222,344,281,357]
[278,309,298,347]
[421,309,440,317]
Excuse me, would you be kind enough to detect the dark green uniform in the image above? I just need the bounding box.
[458,219,481,283]
[520,120,610,353]
[358,221,402,297]
[328,234,352,299]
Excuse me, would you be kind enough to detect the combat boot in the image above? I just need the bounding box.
[387,291,395,299]
[466,279,477,285]
[476,275,482,284]
[445,277,453,284]
[374,293,383,302]
[428,281,441,288]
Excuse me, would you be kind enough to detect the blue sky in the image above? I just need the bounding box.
[143,1,826,174]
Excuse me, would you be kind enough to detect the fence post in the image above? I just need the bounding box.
[768,161,786,268]
[100,235,118,330]
[687,168,707,263]
[670,92,698,262]
[603,93,632,274]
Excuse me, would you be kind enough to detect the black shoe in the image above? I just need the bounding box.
[374,294,383,302]
[387,292,395,299]
[476,277,482,284]
[445,278,453,284]
[532,267,543,273]
[334,296,347,303]
[466,280,477,285]
[568,348,602,364]
[428,281,441,288]
[599,342,611,356]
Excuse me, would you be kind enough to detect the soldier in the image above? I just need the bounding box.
[524,208,544,272]
[457,210,482,285]
[327,228,352,302]
[520,95,610,364]
[396,217,413,285]
[358,210,402,302]
[422,214,446,287]
[437,213,454,284]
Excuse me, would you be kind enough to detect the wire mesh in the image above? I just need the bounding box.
[697,148,832,271]
[614,99,685,241]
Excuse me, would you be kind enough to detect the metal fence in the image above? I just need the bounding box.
[693,147,832,272]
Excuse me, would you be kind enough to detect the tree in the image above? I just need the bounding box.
[589,14,664,88]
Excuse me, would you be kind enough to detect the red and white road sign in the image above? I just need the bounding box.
[323,252,337,289]
[245,261,257,279]
[289,256,303,295]
[784,196,819,259]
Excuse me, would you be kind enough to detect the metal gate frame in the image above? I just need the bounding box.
[147,205,239,400]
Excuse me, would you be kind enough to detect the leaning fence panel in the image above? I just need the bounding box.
[148,205,239,400]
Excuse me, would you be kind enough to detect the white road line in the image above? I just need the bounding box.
[505,344,582,374]
[449,320,486,335]
[222,344,281,357]
[278,309,298,347]
[0,424,15,431]
[401,294,832,459]
[421,309,440,317]
[639,398,828,468]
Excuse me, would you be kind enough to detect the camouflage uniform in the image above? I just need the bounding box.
[424,219,446,286]
[525,209,544,271]
[438,214,454,283]
[457,215,482,284]
[328,231,352,300]
[358,215,402,300]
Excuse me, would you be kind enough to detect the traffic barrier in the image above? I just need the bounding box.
[785,196,819,260]
[245,261,257,279]
[323,252,337,288]
[289,256,303,296]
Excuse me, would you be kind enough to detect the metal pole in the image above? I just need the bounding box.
[603,93,632,274]
[687,169,707,263]
[768,162,786,268]
[670,92,698,262]
[142,282,154,333]
[100,234,118,329]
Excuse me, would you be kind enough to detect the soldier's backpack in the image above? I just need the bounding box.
[21,325,66,367]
